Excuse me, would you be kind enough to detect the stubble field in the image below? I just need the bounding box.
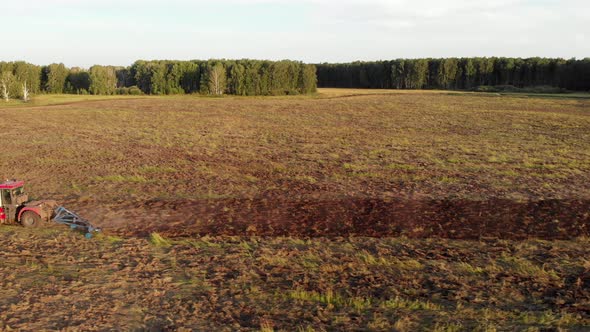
[0,89,589,330]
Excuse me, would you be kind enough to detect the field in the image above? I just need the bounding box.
[0,89,589,330]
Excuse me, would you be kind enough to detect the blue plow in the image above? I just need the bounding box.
[53,206,101,238]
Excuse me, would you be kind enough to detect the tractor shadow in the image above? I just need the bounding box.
[101,197,590,240]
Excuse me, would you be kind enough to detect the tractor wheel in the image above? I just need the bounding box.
[21,211,42,227]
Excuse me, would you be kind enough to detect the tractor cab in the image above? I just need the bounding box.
[0,180,29,223]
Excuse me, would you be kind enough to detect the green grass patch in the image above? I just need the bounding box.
[139,166,178,173]
[149,232,172,247]
[94,175,148,183]
[380,297,441,310]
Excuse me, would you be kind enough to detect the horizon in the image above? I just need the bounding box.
[2,0,588,68]
[3,55,589,70]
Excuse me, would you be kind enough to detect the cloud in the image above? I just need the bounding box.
[2,0,589,66]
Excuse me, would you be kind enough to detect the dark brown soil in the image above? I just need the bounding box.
[81,197,590,239]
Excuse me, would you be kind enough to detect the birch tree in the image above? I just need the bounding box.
[0,71,13,102]
[208,63,226,95]
[22,80,29,102]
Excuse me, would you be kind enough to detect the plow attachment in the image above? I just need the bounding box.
[53,206,101,238]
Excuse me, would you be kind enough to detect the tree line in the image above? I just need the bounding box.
[2,57,588,102]
[0,59,317,100]
[316,58,590,91]
[128,59,316,96]
[0,61,41,101]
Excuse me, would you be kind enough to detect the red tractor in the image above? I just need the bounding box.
[0,180,57,227]
[0,180,100,237]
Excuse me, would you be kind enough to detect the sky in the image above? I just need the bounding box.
[2,0,589,67]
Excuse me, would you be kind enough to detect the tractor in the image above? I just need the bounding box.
[0,179,100,237]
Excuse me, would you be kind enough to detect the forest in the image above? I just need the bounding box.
[1,57,589,100]
[316,57,590,92]
[0,59,317,99]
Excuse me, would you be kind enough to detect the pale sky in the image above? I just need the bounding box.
[2,0,589,67]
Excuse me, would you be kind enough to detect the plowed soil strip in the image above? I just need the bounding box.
[99,198,590,239]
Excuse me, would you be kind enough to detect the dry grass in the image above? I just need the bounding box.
[0,228,588,330]
[0,90,588,206]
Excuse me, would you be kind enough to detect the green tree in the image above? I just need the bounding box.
[89,65,117,95]
[463,58,476,89]
[13,62,41,94]
[228,62,245,95]
[181,62,201,93]
[67,67,91,94]
[43,63,69,93]
[391,60,405,89]
[298,64,317,94]
[408,59,429,89]
[149,62,167,95]
[437,58,458,89]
